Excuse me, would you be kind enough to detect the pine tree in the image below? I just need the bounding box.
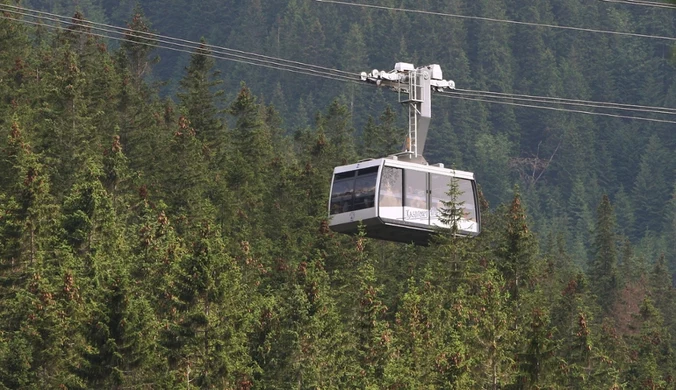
[163,221,255,388]
[632,135,671,238]
[551,274,620,389]
[473,133,513,206]
[623,298,675,389]
[177,38,226,154]
[344,232,394,388]
[0,121,90,388]
[258,257,351,388]
[466,268,516,390]
[360,106,403,159]
[513,307,557,389]
[120,5,158,85]
[589,195,620,314]
[496,188,538,301]
[318,99,357,165]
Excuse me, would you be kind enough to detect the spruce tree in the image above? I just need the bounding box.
[318,99,358,165]
[551,274,620,388]
[163,221,255,388]
[496,188,539,302]
[337,230,394,388]
[162,113,212,222]
[382,277,428,388]
[466,268,516,390]
[513,307,557,389]
[666,184,676,264]
[83,273,167,387]
[632,135,671,238]
[228,83,274,230]
[360,106,403,159]
[0,121,90,388]
[120,5,158,85]
[567,178,594,264]
[177,38,226,154]
[648,254,676,347]
[618,238,646,286]
[623,298,675,389]
[589,195,619,314]
[473,133,513,206]
[259,257,351,388]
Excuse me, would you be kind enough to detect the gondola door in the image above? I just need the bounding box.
[403,169,429,226]
[378,166,403,222]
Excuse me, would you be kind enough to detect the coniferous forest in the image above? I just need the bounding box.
[1,0,676,388]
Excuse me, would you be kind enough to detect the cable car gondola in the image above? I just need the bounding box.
[328,157,479,245]
[327,62,481,245]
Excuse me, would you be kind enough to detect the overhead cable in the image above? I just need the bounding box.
[440,94,676,125]
[0,12,361,86]
[1,6,675,125]
[451,89,676,116]
[600,0,676,9]
[0,3,357,79]
[315,0,676,42]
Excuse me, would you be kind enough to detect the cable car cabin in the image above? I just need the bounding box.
[328,158,480,245]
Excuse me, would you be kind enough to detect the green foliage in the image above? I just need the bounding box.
[589,195,620,314]
[1,2,676,387]
[496,188,539,301]
[623,298,675,389]
[360,106,403,159]
[120,5,158,84]
[473,133,513,206]
[632,135,671,237]
[177,38,226,150]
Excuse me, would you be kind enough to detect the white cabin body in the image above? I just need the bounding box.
[328,158,480,245]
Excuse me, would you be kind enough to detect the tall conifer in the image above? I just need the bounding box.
[589,195,619,314]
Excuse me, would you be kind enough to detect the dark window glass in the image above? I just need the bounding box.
[330,168,379,215]
[335,171,355,181]
[358,166,379,176]
[330,174,355,215]
[353,170,378,211]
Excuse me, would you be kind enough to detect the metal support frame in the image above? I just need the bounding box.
[360,63,454,164]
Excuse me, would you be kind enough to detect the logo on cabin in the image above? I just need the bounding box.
[405,209,428,221]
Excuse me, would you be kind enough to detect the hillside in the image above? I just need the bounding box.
[1,0,676,387]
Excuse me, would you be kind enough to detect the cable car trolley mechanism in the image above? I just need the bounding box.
[328,62,481,245]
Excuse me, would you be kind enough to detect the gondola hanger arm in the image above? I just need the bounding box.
[358,62,455,161]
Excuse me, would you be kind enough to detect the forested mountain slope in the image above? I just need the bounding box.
[23,0,676,261]
[1,0,675,387]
